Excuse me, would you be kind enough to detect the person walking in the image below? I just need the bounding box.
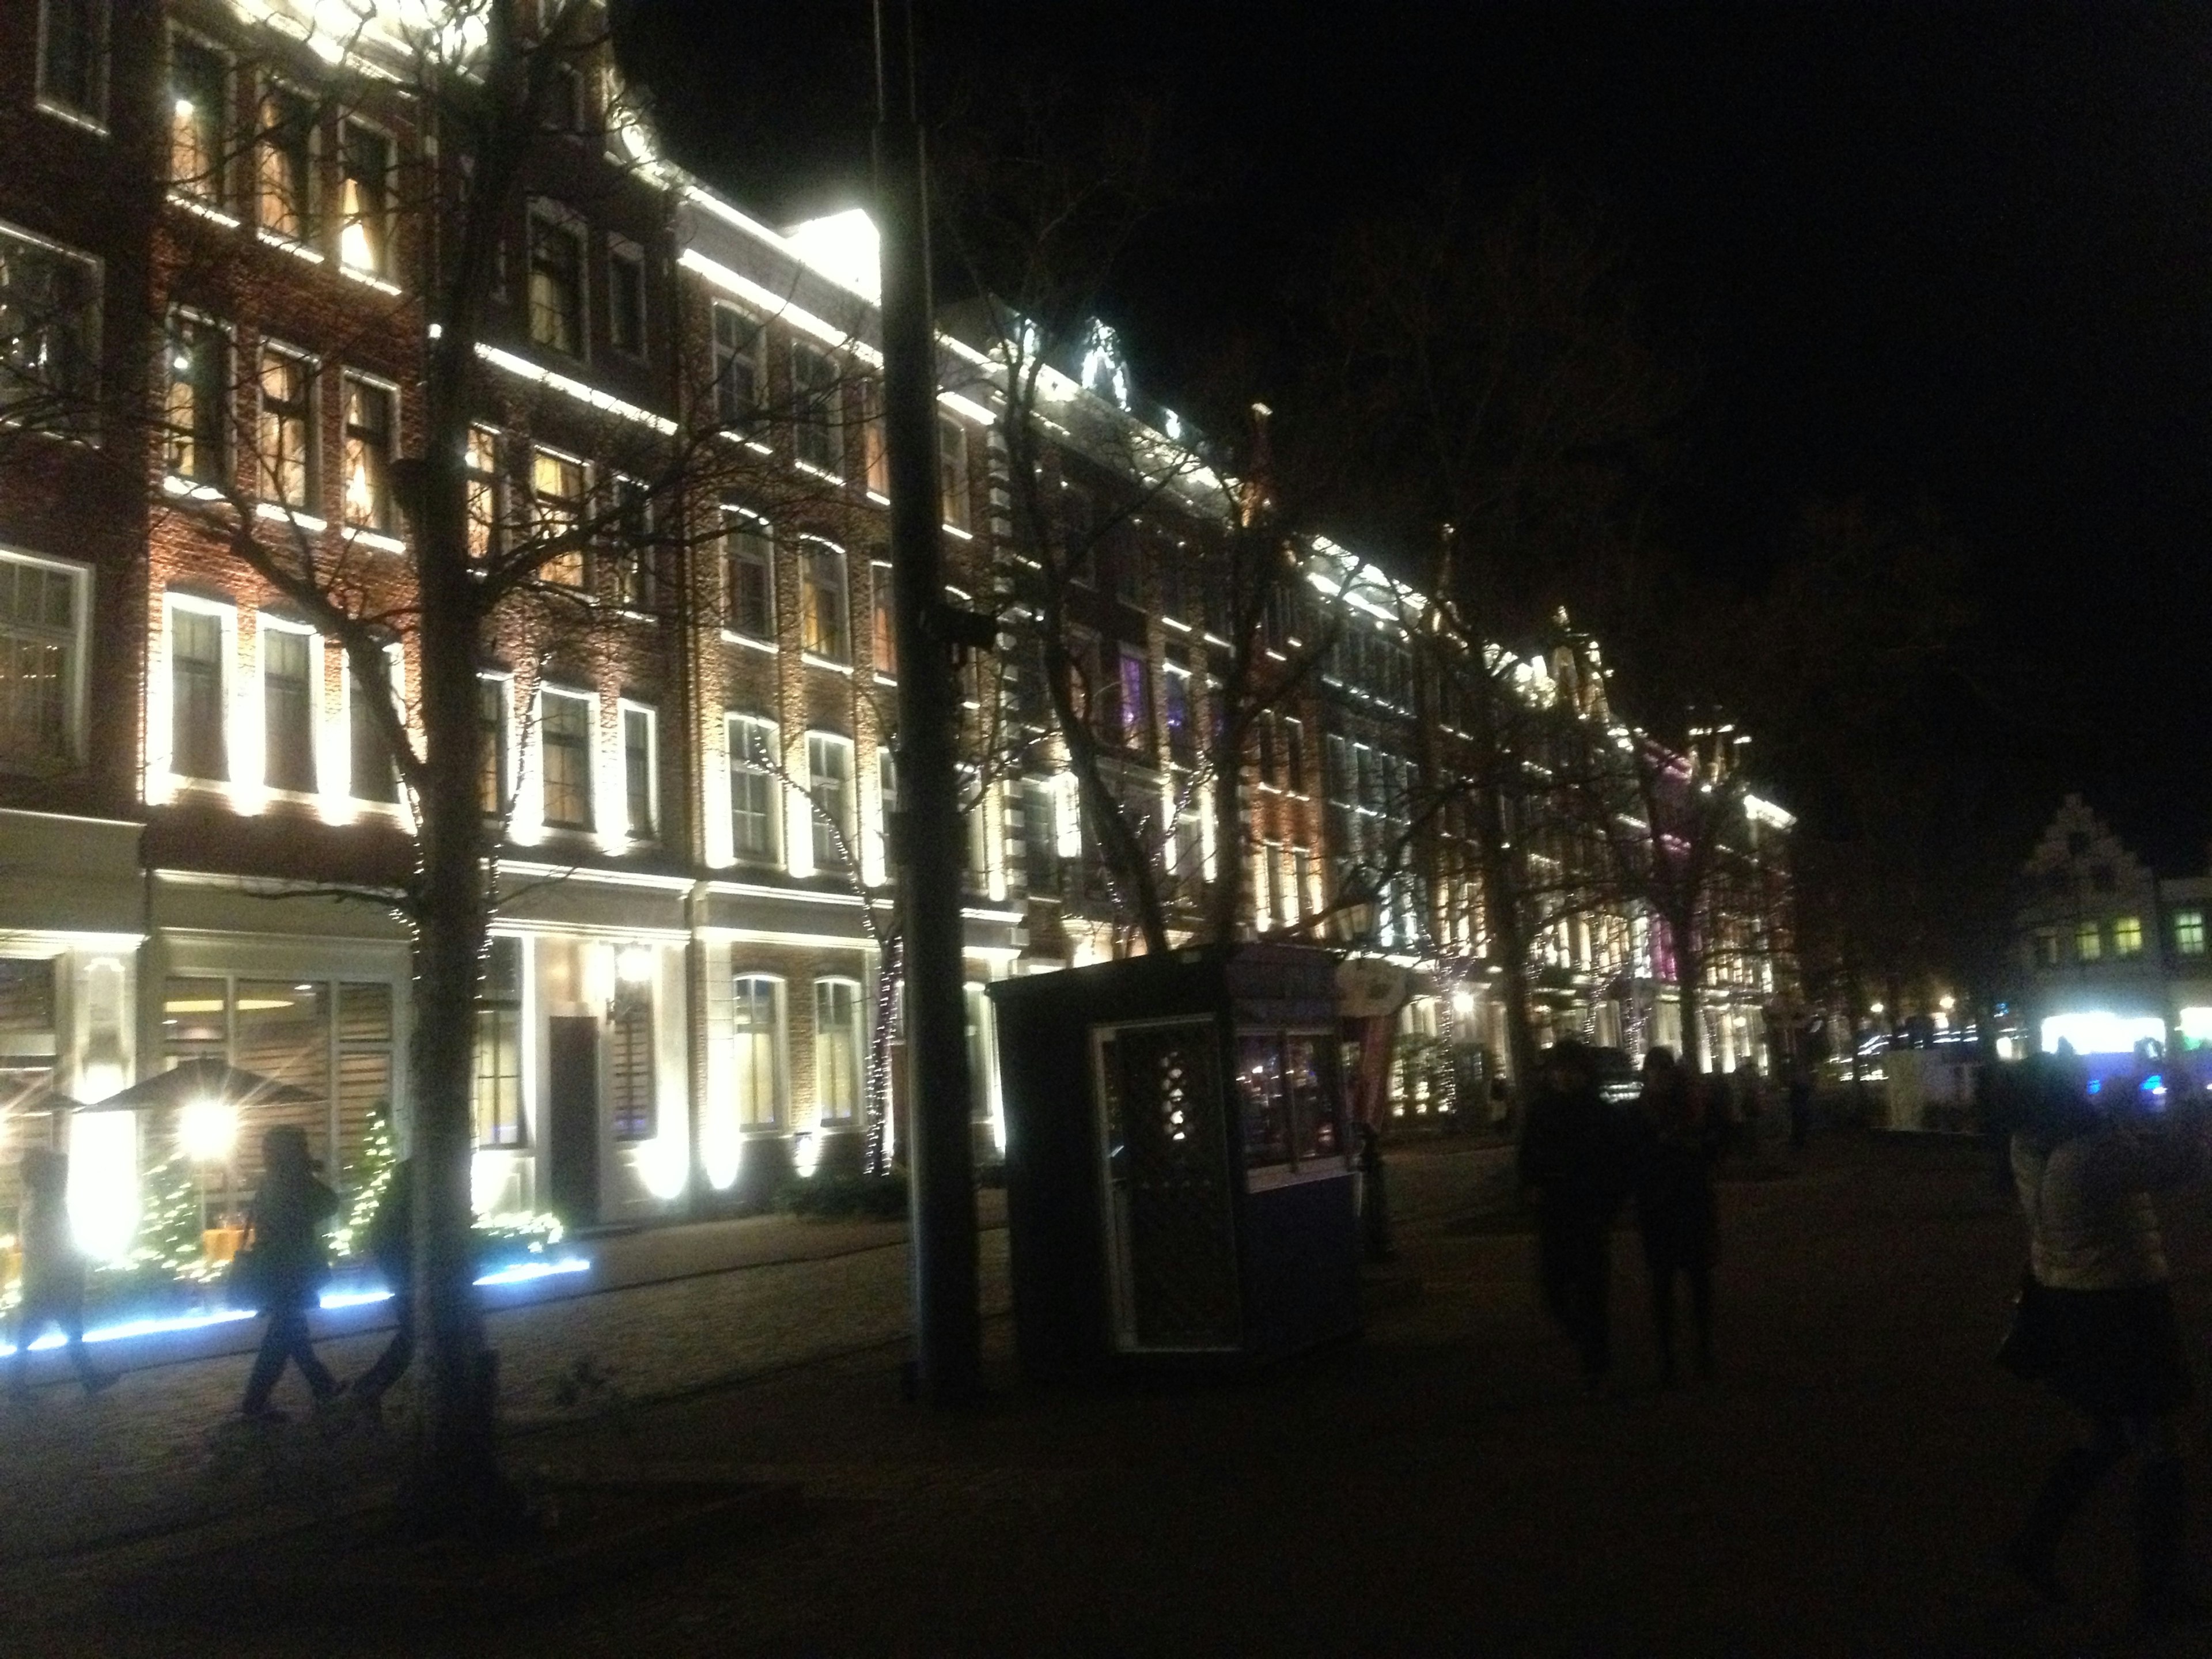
[1628,1048,1724,1387]
[349,1158,413,1408]
[7,1148,116,1400]
[1519,1040,1630,1392]
[236,1124,343,1423]
[2002,1054,2209,1628]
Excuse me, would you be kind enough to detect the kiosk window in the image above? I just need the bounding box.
[1236,1035,1290,1169]
[1237,1031,1343,1172]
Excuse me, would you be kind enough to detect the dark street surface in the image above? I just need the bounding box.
[8,1132,2210,1656]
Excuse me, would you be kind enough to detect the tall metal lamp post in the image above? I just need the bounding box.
[872,0,983,1404]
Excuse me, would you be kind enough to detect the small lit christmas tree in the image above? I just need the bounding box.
[336,1108,397,1260]
[137,1150,207,1279]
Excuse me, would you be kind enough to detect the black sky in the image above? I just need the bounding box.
[639,1,2212,869]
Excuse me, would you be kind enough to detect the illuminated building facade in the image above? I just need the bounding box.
[0,1,1792,1254]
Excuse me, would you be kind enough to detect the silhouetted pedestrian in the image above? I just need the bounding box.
[7,1148,115,1400]
[1630,1048,1724,1385]
[237,1125,342,1422]
[1787,1019,1821,1150]
[2002,1054,2209,1627]
[1519,1040,1630,1391]
[350,1158,413,1407]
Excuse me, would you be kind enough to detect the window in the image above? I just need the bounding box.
[2031,928,2060,969]
[168,36,226,204]
[711,304,759,426]
[609,476,653,610]
[0,222,101,424]
[728,714,778,861]
[474,937,525,1149]
[39,0,108,124]
[1257,711,1278,785]
[531,448,586,585]
[808,732,854,868]
[262,624,315,793]
[0,553,84,771]
[1291,847,1313,920]
[341,374,394,531]
[526,202,584,355]
[465,425,501,560]
[860,379,889,495]
[1284,717,1307,794]
[622,703,656,840]
[608,990,653,1142]
[2113,915,2144,959]
[1022,777,1058,895]
[257,84,314,241]
[2176,909,2206,958]
[1164,658,1192,760]
[164,312,225,485]
[731,976,784,1128]
[1114,645,1150,749]
[2075,919,2103,963]
[607,238,645,356]
[169,605,226,781]
[801,540,848,661]
[478,676,509,815]
[938,416,969,530]
[876,746,899,877]
[722,513,772,638]
[259,345,313,508]
[792,342,840,474]
[540,689,593,828]
[813,979,861,1123]
[349,654,398,802]
[870,559,896,676]
[339,122,391,276]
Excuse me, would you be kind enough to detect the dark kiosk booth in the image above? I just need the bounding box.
[988,943,1360,1378]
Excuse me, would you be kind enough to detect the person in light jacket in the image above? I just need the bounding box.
[7,1148,116,1400]
[2003,1054,2209,1627]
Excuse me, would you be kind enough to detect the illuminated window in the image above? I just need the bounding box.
[937,416,969,531]
[730,976,784,1128]
[526,202,584,355]
[608,993,653,1142]
[801,540,848,661]
[860,379,888,494]
[870,559,895,676]
[339,122,390,276]
[1114,645,1150,749]
[478,675,508,816]
[607,237,645,356]
[728,713,778,861]
[876,746,899,879]
[258,345,313,508]
[341,374,394,531]
[2075,920,2103,963]
[39,0,108,126]
[473,937,525,1149]
[807,732,854,868]
[0,222,102,425]
[540,689,593,829]
[609,476,653,611]
[792,341,841,474]
[164,310,226,485]
[711,304,758,426]
[2113,915,2143,958]
[2176,909,2206,958]
[167,35,226,204]
[0,552,85,772]
[813,979,861,1123]
[261,624,314,793]
[465,425,501,559]
[724,513,771,638]
[531,448,586,585]
[169,605,226,781]
[257,84,314,241]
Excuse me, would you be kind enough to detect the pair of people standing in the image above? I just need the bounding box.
[1518,1041,1724,1391]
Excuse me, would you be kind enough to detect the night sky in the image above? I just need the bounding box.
[635,1,2212,872]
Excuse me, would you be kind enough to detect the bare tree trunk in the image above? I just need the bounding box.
[1675,927,1706,1075]
[1208,717,1247,941]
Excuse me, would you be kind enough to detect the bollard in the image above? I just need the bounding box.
[1358,1123,1396,1263]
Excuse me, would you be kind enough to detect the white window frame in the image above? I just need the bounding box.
[341,639,405,808]
[536,684,597,831]
[812,976,863,1126]
[338,116,397,285]
[161,590,236,788]
[256,339,317,514]
[806,730,857,870]
[477,669,513,820]
[790,338,842,478]
[0,546,90,775]
[162,305,230,490]
[255,75,318,248]
[729,972,787,1131]
[605,234,647,358]
[165,28,230,211]
[798,534,850,665]
[726,711,781,866]
[721,506,774,645]
[711,301,763,434]
[256,613,321,798]
[340,368,403,540]
[0,217,103,439]
[37,0,110,132]
[619,698,658,844]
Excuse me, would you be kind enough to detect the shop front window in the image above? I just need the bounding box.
[473,938,524,1149]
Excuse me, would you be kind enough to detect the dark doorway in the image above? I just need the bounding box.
[548,1015,601,1227]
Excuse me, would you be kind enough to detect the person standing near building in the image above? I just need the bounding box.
[7,1148,116,1400]
[1519,1040,1631,1392]
[1629,1048,1724,1387]
[2002,1056,2209,1627]
[237,1126,343,1422]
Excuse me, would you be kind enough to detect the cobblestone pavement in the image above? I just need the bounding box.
[21,1137,2164,1657]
